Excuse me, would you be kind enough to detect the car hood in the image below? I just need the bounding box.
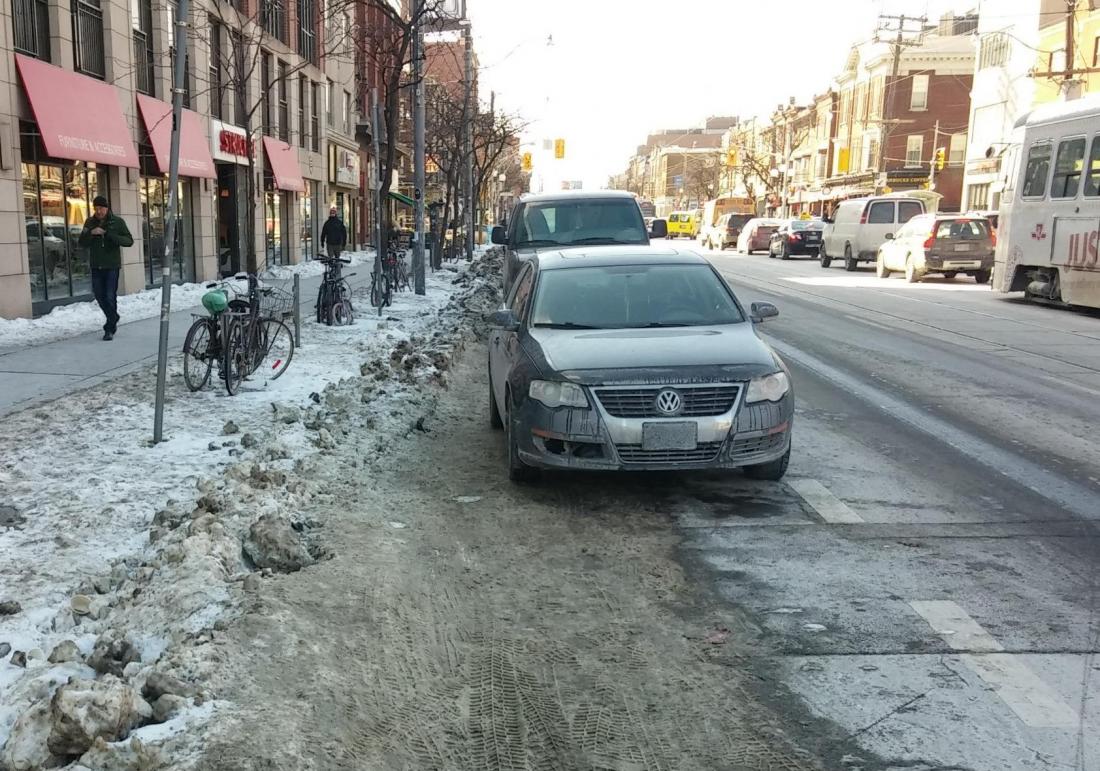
[525,324,781,385]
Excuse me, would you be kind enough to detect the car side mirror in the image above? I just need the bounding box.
[491,226,506,245]
[649,220,668,239]
[489,307,520,331]
[750,302,779,323]
[884,232,895,240]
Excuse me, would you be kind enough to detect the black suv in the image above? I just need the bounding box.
[492,191,666,292]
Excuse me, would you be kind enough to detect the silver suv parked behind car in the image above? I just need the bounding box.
[876,214,995,284]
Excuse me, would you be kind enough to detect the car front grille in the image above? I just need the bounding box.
[727,432,788,462]
[615,442,724,464]
[594,385,740,418]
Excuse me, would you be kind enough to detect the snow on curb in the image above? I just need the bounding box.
[0,250,377,351]
[0,250,503,769]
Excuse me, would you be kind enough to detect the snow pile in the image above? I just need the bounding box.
[0,249,502,769]
[0,250,376,351]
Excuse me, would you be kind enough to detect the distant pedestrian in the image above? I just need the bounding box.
[320,207,347,260]
[79,196,134,341]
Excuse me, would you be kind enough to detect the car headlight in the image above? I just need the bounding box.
[529,380,588,408]
[746,372,790,403]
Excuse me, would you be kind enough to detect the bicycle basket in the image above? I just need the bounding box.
[201,290,229,314]
[259,286,296,318]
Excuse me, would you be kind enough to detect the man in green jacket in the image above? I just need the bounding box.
[78,195,134,341]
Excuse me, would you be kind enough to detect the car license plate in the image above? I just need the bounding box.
[642,422,697,451]
[953,243,971,251]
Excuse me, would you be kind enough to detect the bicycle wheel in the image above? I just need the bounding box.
[222,318,246,396]
[257,319,295,380]
[329,298,354,326]
[370,272,384,309]
[315,284,326,324]
[379,271,392,315]
[182,318,215,392]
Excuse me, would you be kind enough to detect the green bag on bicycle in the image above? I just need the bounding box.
[202,290,229,315]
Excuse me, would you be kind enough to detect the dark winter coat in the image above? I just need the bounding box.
[320,216,347,248]
[78,212,134,270]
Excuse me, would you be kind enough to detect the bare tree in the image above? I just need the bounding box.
[682,153,723,202]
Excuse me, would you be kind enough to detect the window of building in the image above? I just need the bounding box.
[1021,142,1052,198]
[72,0,106,79]
[968,182,990,210]
[979,32,1010,70]
[815,150,828,179]
[263,180,289,266]
[231,31,246,127]
[297,0,316,64]
[310,82,321,152]
[263,0,287,43]
[300,179,314,260]
[262,53,273,136]
[327,80,335,128]
[132,0,154,95]
[298,76,307,148]
[343,90,351,134]
[906,134,923,165]
[209,18,223,119]
[13,0,51,60]
[949,133,967,164]
[278,62,289,142]
[1051,137,1086,198]
[1084,136,1100,197]
[910,74,929,111]
[138,144,196,287]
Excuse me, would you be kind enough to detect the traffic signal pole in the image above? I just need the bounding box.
[928,119,940,191]
[412,0,426,294]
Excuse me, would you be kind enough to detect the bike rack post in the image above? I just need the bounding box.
[292,274,301,347]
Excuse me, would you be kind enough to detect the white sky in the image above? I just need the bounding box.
[466,0,975,190]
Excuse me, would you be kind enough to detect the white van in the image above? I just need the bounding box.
[820,195,925,271]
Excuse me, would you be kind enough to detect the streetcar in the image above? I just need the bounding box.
[994,93,1100,308]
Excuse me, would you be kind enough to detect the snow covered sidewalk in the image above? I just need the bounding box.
[0,251,377,417]
[0,251,503,770]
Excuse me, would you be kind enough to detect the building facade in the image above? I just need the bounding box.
[2,0,377,320]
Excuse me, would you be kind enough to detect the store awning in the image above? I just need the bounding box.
[15,53,139,168]
[136,94,216,179]
[389,191,415,207]
[262,137,304,192]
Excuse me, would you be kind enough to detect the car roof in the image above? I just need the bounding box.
[533,245,709,270]
[519,189,638,204]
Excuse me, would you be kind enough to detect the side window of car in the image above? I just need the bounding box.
[897,201,923,224]
[867,201,895,224]
[509,266,535,321]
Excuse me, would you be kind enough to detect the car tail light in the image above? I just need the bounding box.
[923,232,936,250]
[990,229,997,247]
[788,233,801,242]
[859,205,869,224]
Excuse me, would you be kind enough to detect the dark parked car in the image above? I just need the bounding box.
[491,190,666,293]
[768,218,824,259]
[487,246,794,483]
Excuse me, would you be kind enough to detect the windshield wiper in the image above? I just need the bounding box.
[513,239,561,248]
[532,322,601,329]
[568,237,642,245]
[627,322,690,328]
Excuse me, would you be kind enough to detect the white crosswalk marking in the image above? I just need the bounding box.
[788,479,864,523]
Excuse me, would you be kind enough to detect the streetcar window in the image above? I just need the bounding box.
[1021,143,1052,198]
[1051,137,1086,198]
[1084,136,1100,197]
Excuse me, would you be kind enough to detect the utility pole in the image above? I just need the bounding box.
[875,13,927,183]
[371,88,383,283]
[1031,0,1095,99]
[152,0,189,443]
[463,2,475,259]
[927,118,940,191]
[411,0,426,294]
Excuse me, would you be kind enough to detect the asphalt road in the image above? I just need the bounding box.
[686,243,1100,770]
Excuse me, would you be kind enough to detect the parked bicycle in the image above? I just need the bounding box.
[370,247,402,315]
[315,254,355,326]
[182,274,295,395]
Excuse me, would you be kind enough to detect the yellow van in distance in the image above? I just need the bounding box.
[666,211,700,239]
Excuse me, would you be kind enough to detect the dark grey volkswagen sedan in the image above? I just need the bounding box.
[487,246,793,482]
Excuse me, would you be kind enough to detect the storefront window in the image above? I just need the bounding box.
[299,180,313,260]
[21,122,104,311]
[264,186,288,267]
[139,144,195,286]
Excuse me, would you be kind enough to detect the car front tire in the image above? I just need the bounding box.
[744,446,791,481]
[506,394,539,483]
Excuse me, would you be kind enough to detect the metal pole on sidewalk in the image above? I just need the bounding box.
[412,0,426,294]
[463,4,474,260]
[152,0,189,444]
[371,89,383,286]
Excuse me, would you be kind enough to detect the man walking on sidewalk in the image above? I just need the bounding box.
[79,196,134,341]
[320,206,347,260]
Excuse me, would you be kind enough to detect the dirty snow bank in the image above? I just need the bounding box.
[0,250,502,769]
[0,250,376,351]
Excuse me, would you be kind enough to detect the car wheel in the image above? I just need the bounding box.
[744,446,791,481]
[820,244,832,268]
[944,271,958,280]
[876,254,891,279]
[844,245,857,272]
[905,256,922,283]
[780,243,790,260]
[488,366,503,430]
[767,245,775,258]
[505,393,539,483]
[974,269,991,285]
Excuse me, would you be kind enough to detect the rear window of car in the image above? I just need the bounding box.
[531,263,745,329]
[728,215,752,228]
[790,220,822,230]
[514,200,647,247]
[935,219,990,240]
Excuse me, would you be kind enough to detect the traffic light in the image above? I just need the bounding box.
[934,147,946,171]
[725,147,739,167]
[521,152,532,172]
[554,138,565,159]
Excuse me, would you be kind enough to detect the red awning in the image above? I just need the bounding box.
[15,53,139,168]
[136,94,216,179]
[262,137,304,192]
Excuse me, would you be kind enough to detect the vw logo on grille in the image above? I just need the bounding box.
[654,389,683,416]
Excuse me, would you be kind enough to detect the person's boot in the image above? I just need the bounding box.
[102,331,113,341]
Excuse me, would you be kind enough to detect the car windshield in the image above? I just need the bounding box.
[514,200,647,247]
[530,263,745,329]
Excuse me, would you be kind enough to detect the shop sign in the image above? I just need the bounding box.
[967,158,1000,176]
[330,145,360,187]
[210,119,253,165]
